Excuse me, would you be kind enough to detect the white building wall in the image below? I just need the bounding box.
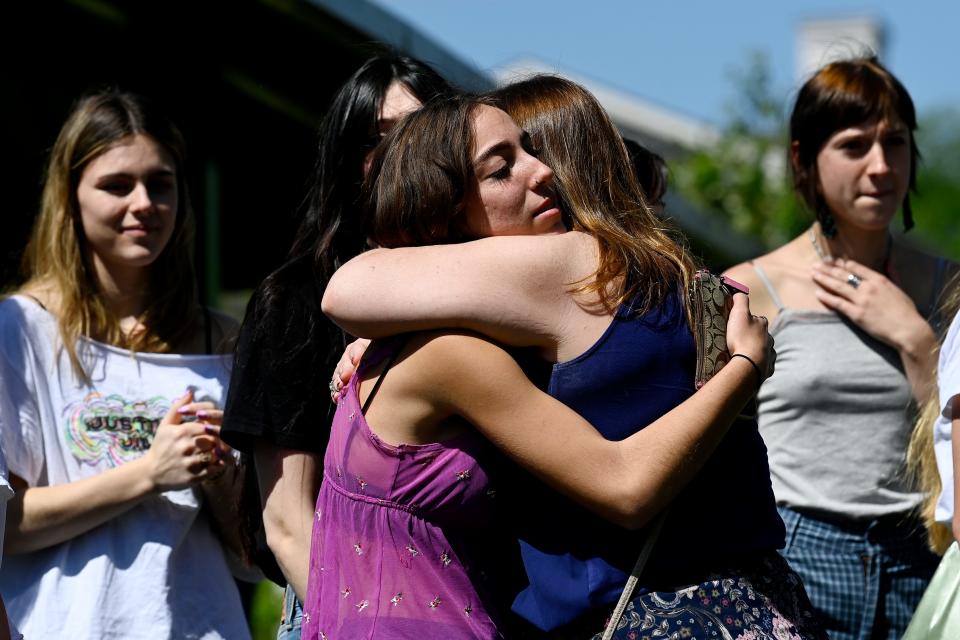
[796,16,886,82]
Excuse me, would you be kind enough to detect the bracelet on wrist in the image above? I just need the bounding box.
[730,353,763,391]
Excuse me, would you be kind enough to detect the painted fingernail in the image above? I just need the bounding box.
[178,406,193,415]
[204,424,217,435]
[196,410,209,419]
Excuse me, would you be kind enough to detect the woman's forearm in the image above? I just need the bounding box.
[896,318,938,404]
[4,458,155,554]
[6,401,226,554]
[426,331,761,531]
[611,357,759,528]
[493,357,758,530]
[255,445,320,601]
[322,234,592,351]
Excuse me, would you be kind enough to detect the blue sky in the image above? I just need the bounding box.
[370,1,959,126]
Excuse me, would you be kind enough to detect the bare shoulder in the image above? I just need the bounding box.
[404,329,515,375]
[723,260,764,295]
[414,330,525,393]
[723,244,795,319]
[356,330,534,446]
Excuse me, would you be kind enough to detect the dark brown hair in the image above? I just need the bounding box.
[790,56,919,231]
[364,94,491,248]
[623,138,668,208]
[21,89,197,379]
[490,75,694,314]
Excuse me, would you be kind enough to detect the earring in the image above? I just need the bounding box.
[902,196,915,232]
[816,204,837,239]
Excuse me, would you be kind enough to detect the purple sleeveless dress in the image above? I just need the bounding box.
[301,342,505,639]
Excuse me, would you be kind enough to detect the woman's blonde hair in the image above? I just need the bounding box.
[19,89,198,380]
[906,275,960,553]
[490,75,696,315]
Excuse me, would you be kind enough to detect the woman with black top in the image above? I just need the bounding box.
[220,53,453,638]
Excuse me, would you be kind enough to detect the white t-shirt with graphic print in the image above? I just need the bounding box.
[0,296,250,640]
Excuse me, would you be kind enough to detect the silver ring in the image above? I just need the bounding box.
[328,379,338,394]
[846,273,863,289]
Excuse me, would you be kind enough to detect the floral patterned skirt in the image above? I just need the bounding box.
[584,553,827,640]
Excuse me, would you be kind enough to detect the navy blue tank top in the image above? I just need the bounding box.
[510,292,785,631]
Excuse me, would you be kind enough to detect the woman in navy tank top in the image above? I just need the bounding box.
[324,79,826,638]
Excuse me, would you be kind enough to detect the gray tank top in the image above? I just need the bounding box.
[752,260,946,519]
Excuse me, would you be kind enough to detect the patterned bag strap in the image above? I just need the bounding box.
[601,508,669,640]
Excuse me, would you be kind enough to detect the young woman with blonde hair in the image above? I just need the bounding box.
[907,280,960,555]
[317,79,824,639]
[902,280,960,638]
[0,90,248,639]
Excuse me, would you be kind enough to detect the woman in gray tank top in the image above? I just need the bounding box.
[725,56,957,640]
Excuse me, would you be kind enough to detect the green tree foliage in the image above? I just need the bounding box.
[913,108,960,260]
[673,53,960,259]
[672,52,807,250]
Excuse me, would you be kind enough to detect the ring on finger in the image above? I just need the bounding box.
[846,273,863,289]
[198,451,214,466]
[328,379,338,394]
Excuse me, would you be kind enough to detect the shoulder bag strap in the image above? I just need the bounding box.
[600,508,669,640]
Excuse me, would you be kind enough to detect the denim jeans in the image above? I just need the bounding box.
[277,584,303,640]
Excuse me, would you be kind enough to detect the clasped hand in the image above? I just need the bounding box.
[142,389,233,492]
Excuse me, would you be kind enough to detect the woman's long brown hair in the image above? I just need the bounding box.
[491,75,696,317]
[19,90,198,381]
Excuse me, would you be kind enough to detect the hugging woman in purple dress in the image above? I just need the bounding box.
[305,79,825,639]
